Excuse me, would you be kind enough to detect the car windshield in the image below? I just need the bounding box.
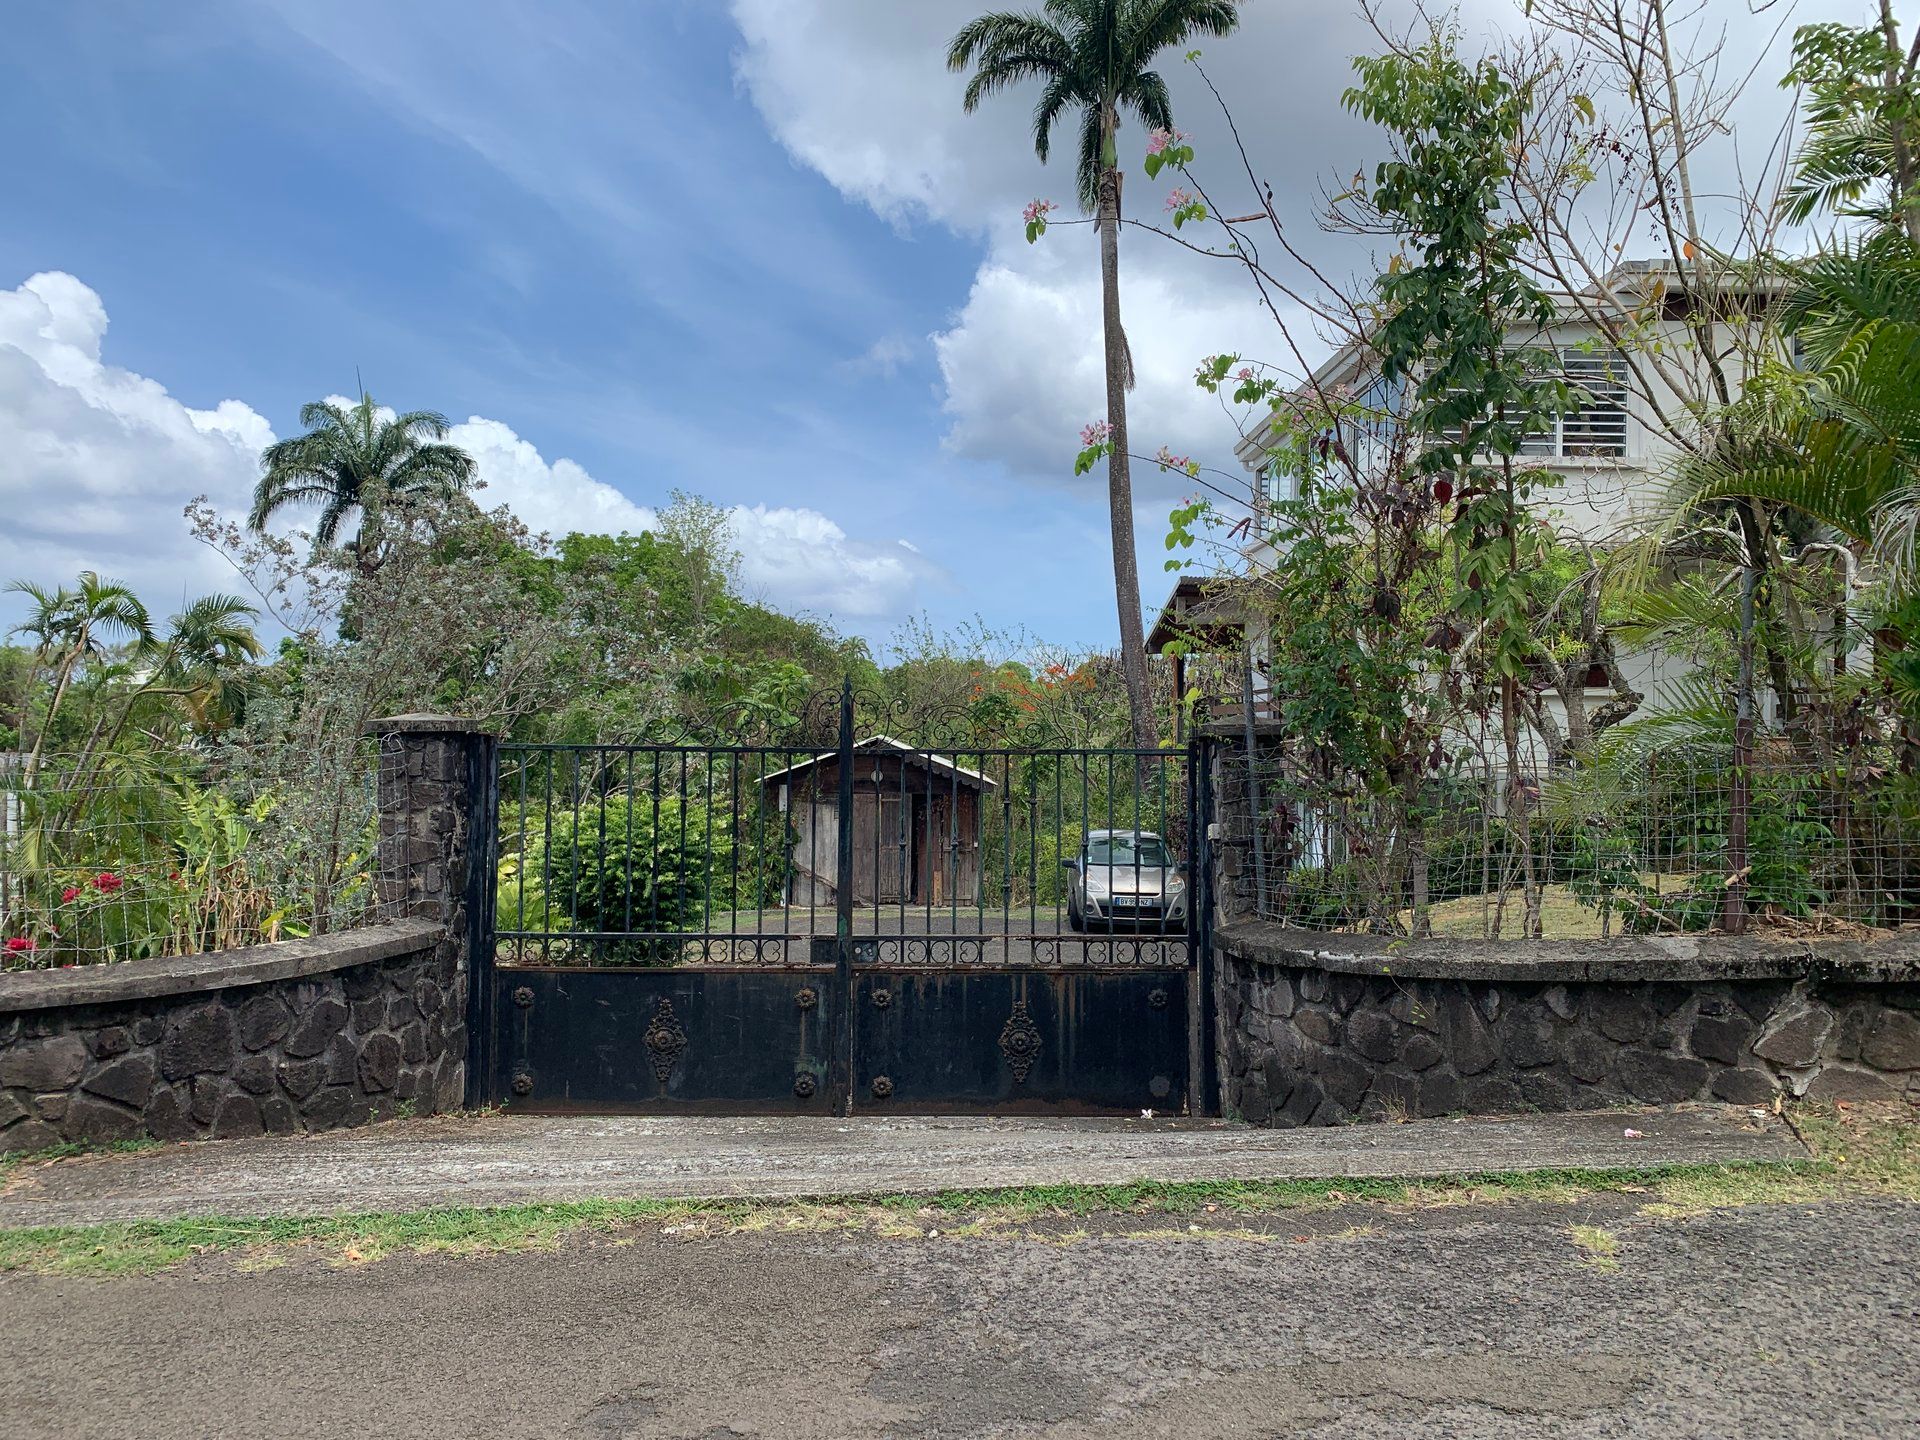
[1085,836,1171,867]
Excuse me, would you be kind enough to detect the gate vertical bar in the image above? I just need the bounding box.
[833,679,858,1112]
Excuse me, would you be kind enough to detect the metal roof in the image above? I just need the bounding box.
[757,735,999,791]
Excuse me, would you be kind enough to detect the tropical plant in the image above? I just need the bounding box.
[1345,30,1573,937]
[1782,10,1920,244]
[249,391,477,571]
[4,572,152,782]
[947,0,1241,750]
[86,593,263,757]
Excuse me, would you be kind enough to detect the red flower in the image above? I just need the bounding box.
[60,886,81,904]
[94,872,123,893]
[4,937,35,954]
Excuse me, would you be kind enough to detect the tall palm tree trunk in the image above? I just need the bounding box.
[1097,165,1159,751]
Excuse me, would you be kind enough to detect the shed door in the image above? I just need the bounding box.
[877,795,907,902]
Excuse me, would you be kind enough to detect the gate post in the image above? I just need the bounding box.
[832,681,858,1114]
[371,714,499,1112]
[1188,736,1220,1117]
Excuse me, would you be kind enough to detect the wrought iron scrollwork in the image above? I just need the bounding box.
[999,1001,1043,1083]
[643,998,689,1084]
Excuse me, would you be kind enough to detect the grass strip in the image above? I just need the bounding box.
[0,1159,1817,1278]
[2,1104,1909,1279]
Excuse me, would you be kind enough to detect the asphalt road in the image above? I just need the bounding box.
[4,1192,1914,1438]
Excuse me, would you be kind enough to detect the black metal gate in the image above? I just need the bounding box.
[472,689,1214,1115]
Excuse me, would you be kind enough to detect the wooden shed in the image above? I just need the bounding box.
[761,737,997,908]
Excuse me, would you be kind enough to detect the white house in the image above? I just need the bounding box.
[1174,261,1784,743]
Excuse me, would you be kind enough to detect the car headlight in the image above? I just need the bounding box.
[1165,873,1185,893]
[1084,870,1110,897]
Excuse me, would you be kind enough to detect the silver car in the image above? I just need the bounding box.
[1062,829,1187,932]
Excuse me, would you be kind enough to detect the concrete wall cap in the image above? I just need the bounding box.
[1217,921,1920,984]
[0,918,444,1015]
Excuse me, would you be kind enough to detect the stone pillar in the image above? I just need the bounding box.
[370,715,497,1110]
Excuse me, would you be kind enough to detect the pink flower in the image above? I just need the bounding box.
[1165,187,1193,212]
[1155,445,1193,471]
[60,886,81,904]
[1080,420,1113,448]
[1146,128,1189,155]
[1236,366,1255,382]
[1021,198,1058,226]
[4,937,35,954]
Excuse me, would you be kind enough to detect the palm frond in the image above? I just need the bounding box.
[1075,99,1105,213]
[1121,67,1173,136]
[1118,0,1239,67]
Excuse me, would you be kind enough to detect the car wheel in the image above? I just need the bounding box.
[1067,899,1084,933]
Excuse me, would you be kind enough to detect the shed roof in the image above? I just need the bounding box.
[758,735,998,792]
[1148,575,1248,654]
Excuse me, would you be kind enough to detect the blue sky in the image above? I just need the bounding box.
[0,0,1845,653]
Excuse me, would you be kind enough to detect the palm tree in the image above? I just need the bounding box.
[101,594,264,748]
[949,0,1240,749]
[1658,236,1920,574]
[250,392,477,571]
[4,572,153,782]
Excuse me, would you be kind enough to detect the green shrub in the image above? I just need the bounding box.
[528,793,788,964]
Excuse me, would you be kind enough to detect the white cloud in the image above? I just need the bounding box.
[730,1,1376,489]
[730,504,927,619]
[838,334,916,380]
[445,413,930,618]
[0,274,927,628]
[731,0,1840,492]
[0,272,269,608]
[730,0,1012,229]
[445,414,658,539]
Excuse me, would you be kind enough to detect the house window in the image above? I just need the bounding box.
[1260,462,1293,508]
[1518,347,1630,459]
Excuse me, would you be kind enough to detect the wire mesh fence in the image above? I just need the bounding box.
[0,748,387,969]
[1221,734,1920,939]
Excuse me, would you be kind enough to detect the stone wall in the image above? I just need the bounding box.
[0,713,494,1154]
[1218,926,1920,1125]
[0,920,451,1151]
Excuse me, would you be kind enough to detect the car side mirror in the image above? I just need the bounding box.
[1060,858,1078,870]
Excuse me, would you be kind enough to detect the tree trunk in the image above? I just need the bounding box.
[1097,165,1159,752]
[1502,676,1543,939]
[23,647,80,787]
[1879,0,1920,245]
